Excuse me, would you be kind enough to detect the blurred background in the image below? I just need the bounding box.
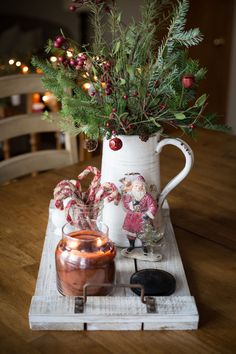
[0,0,235,161]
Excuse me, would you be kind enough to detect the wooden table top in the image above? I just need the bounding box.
[0,129,235,354]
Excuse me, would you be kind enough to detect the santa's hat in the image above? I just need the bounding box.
[135,175,145,183]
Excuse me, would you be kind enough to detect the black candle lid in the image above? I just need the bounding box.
[130,269,176,296]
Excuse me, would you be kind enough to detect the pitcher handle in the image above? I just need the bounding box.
[156,138,194,208]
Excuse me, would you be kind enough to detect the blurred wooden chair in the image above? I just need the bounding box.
[0,74,79,184]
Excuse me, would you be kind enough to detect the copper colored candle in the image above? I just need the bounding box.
[55,222,116,296]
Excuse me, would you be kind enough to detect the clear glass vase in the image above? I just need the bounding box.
[66,203,103,229]
[138,208,166,257]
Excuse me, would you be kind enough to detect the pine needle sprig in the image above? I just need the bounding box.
[89,2,106,54]
[173,28,203,47]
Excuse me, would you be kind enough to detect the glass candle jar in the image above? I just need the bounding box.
[55,220,116,296]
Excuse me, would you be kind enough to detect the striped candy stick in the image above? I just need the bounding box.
[65,198,89,229]
[54,180,82,210]
[94,182,121,206]
[77,166,101,204]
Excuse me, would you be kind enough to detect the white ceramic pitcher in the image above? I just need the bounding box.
[101,133,194,247]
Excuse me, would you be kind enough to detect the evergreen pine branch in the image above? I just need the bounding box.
[45,39,54,54]
[155,0,203,67]
[197,122,232,133]
[41,77,64,99]
[89,3,106,54]
[195,67,207,81]
[168,0,190,36]
[196,113,232,133]
[173,28,203,47]
[31,57,57,77]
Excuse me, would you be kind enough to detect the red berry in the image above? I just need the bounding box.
[69,4,76,11]
[112,108,117,113]
[69,59,76,67]
[76,58,84,66]
[106,119,116,129]
[182,75,195,89]
[80,53,87,61]
[109,137,123,151]
[123,95,128,100]
[58,56,65,63]
[133,91,139,97]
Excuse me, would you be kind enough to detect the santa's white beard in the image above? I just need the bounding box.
[132,189,146,201]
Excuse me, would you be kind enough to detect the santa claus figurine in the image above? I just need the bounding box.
[121,175,158,254]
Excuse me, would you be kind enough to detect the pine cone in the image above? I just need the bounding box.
[84,139,98,152]
[139,134,149,142]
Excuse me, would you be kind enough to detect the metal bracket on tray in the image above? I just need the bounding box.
[74,283,157,314]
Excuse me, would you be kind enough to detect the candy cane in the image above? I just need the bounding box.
[77,166,101,203]
[94,182,121,206]
[54,180,82,198]
[64,198,89,229]
[54,180,82,209]
[53,167,120,231]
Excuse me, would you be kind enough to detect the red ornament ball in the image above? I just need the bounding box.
[109,137,123,151]
[54,40,61,48]
[55,36,65,46]
[182,75,195,89]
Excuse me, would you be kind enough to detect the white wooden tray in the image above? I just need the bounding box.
[29,201,199,331]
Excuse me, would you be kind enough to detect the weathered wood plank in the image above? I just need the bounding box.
[136,213,191,296]
[29,295,198,330]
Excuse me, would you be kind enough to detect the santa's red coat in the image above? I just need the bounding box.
[122,193,157,235]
